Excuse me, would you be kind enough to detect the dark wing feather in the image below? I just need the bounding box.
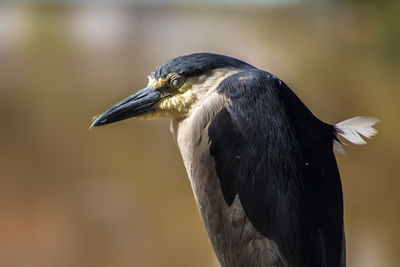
[208,70,345,267]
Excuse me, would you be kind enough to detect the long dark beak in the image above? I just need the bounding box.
[90,87,161,128]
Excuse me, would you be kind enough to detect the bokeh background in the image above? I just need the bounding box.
[0,0,399,266]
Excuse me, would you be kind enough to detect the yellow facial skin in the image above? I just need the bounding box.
[141,73,198,119]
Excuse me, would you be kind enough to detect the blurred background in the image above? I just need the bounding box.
[0,0,399,266]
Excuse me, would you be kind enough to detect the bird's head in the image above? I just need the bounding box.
[90,53,253,128]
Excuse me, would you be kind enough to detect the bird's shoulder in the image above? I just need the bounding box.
[216,68,281,96]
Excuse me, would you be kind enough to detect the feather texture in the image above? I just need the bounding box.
[334,116,379,147]
[208,70,346,267]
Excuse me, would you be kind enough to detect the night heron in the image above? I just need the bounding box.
[91,53,378,267]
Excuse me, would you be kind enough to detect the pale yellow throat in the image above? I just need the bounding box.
[158,90,196,115]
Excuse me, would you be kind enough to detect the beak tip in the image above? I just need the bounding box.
[90,114,105,129]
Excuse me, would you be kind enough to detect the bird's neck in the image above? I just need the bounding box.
[170,93,279,267]
[170,92,227,203]
[170,92,230,257]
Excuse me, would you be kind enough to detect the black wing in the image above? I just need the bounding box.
[208,70,345,267]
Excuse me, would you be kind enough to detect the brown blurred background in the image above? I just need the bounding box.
[0,0,399,266]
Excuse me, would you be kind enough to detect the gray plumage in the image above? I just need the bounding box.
[171,91,287,266]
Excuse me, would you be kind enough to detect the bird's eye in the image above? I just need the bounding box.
[170,76,185,89]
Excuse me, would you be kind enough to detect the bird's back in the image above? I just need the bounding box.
[172,69,346,267]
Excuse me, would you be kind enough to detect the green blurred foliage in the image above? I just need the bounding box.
[0,1,398,267]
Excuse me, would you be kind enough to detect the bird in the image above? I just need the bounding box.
[91,53,379,267]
